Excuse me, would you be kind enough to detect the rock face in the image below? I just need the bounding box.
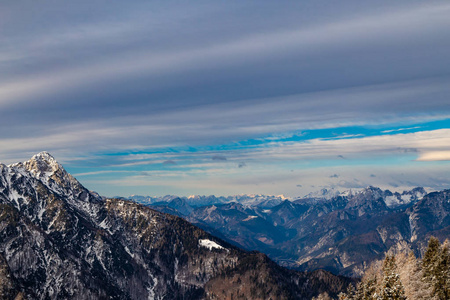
[148,186,449,277]
[0,152,350,299]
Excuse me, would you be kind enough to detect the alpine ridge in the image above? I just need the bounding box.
[0,152,350,299]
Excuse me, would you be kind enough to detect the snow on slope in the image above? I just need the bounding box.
[199,239,226,251]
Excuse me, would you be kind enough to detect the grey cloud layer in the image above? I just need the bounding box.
[1,1,450,162]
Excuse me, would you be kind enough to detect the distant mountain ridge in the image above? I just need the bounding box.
[136,186,448,277]
[129,186,426,209]
[129,193,290,208]
[0,152,350,299]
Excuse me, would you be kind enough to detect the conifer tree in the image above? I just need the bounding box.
[436,240,450,300]
[338,283,356,300]
[355,276,378,300]
[378,255,406,300]
[422,237,450,299]
[423,237,441,281]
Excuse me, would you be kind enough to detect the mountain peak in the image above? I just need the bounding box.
[31,151,56,162]
[23,151,62,179]
[4,152,102,218]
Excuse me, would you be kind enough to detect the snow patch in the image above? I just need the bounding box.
[242,215,258,221]
[199,239,225,251]
[124,245,134,258]
[384,195,399,207]
[9,189,22,209]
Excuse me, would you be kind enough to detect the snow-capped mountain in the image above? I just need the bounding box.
[301,187,344,201]
[145,186,449,277]
[299,186,426,208]
[0,152,349,299]
[129,193,289,208]
[131,186,425,211]
[383,187,427,207]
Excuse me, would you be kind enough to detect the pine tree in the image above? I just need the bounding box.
[355,276,378,300]
[422,237,450,300]
[378,255,406,300]
[423,237,441,281]
[338,283,356,300]
[436,240,450,300]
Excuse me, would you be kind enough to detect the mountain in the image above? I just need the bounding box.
[146,186,447,277]
[150,197,195,217]
[129,194,288,209]
[298,186,426,208]
[301,188,343,201]
[0,152,350,299]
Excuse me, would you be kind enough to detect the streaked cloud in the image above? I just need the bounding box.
[1,1,450,197]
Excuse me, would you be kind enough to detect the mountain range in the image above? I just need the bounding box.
[136,186,449,277]
[0,152,351,299]
[128,194,290,209]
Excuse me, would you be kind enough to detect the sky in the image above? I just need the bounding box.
[1,0,450,198]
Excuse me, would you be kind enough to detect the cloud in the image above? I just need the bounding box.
[416,151,450,161]
[212,155,227,161]
[2,1,450,197]
[0,3,450,164]
[397,148,418,153]
[337,180,367,189]
[2,2,450,122]
[382,126,421,133]
[73,170,136,177]
[140,171,152,177]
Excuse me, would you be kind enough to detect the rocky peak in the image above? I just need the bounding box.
[360,186,384,197]
[7,151,66,184]
[22,151,62,179]
[2,152,101,218]
[345,186,387,213]
[404,187,426,198]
